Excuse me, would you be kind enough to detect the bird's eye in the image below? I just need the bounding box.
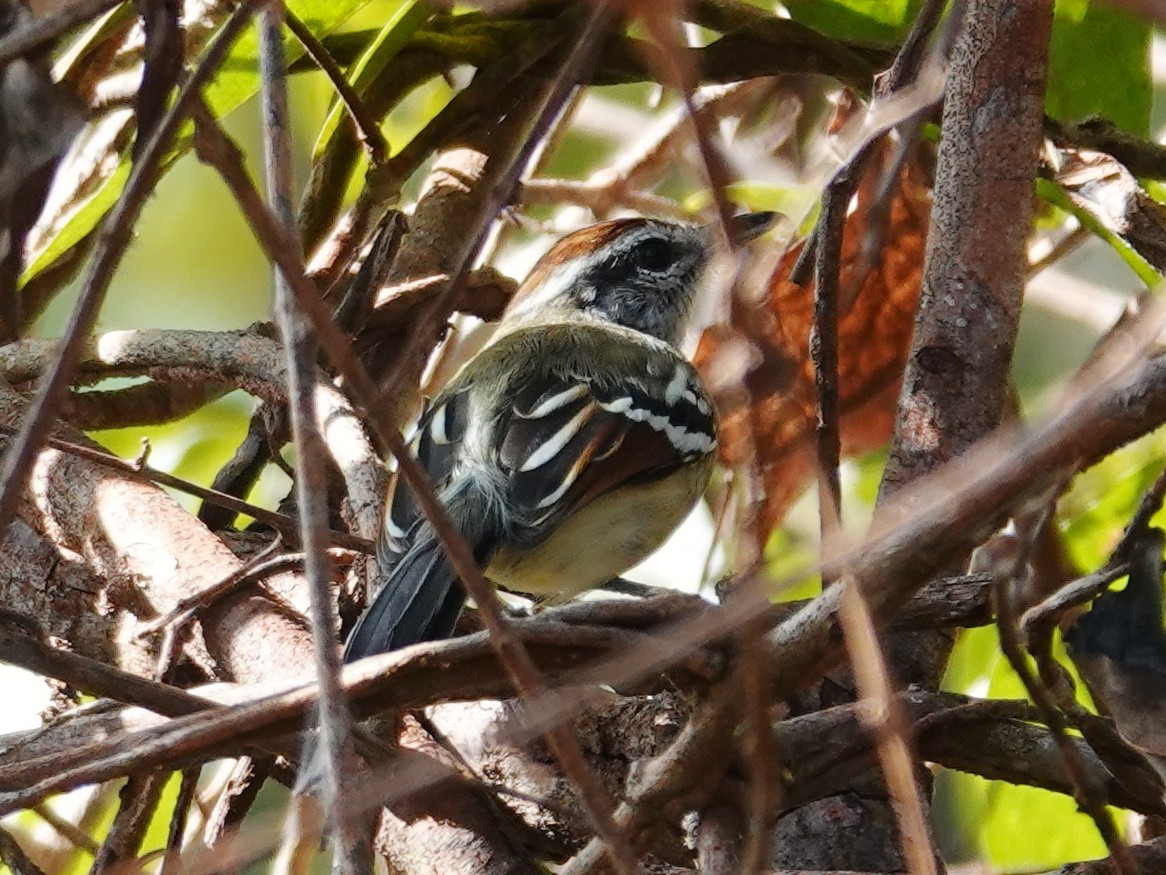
[630,238,673,272]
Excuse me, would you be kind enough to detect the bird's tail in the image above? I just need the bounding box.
[343,487,498,660]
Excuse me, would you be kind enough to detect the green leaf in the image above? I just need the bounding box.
[980,781,1111,867]
[937,769,1113,868]
[941,625,1119,867]
[25,160,132,280]
[24,0,377,287]
[1048,0,1151,136]
[784,0,919,44]
[312,1,432,159]
[137,772,188,859]
[763,527,821,602]
[1060,430,1166,571]
[942,625,1002,696]
[722,181,820,236]
[206,0,381,116]
[1035,177,1160,289]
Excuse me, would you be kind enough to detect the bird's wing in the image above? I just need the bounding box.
[381,329,717,562]
[379,386,473,572]
[497,348,716,549]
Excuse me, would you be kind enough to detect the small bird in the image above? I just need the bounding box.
[1066,528,1166,775]
[343,212,774,660]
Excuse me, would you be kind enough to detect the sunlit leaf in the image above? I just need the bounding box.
[942,625,1002,697]
[721,182,820,237]
[23,0,378,287]
[1035,177,1159,289]
[1059,431,1166,571]
[784,0,920,43]
[136,771,188,860]
[763,527,821,601]
[206,0,379,115]
[980,781,1111,867]
[312,0,432,158]
[25,159,132,281]
[1048,0,1151,136]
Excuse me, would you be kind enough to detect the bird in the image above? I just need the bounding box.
[1066,527,1166,775]
[1066,527,1166,679]
[343,212,775,660]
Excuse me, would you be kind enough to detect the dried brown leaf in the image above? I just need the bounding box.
[696,151,930,534]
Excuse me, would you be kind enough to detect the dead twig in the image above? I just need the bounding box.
[0,615,217,718]
[810,180,846,540]
[837,577,938,875]
[1020,562,1131,644]
[0,423,373,553]
[0,824,46,875]
[1114,463,1166,560]
[90,772,168,874]
[255,5,359,864]
[133,540,349,641]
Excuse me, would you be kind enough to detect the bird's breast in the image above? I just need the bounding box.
[485,455,713,597]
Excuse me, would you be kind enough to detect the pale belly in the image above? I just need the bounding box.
[485,458,712,598]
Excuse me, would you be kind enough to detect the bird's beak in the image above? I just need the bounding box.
[729,210,779,242]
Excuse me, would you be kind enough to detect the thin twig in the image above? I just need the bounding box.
[811,185,846,544]
[880,0,948,95]
[1020,562,1131,642]
[0,618,216,717]
[634,2,737,240]
[256,5,359,871]
[283,9,388,165]
[0,0,257,539]
[993,551,1136,874]
[1029,225,1092,278]
[134,540,345,640]
[90,771,167,874]
[30,803,102,855]
[1113,463,1166,560]
[154,613,192,683]
[837,577,938,875]
[810,0,950,543]
[0,824,46,875]
[160,769,200,875]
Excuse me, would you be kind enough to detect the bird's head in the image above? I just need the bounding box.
[505,213,776,344]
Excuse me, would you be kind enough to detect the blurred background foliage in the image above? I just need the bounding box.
[5,0,1166,871]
